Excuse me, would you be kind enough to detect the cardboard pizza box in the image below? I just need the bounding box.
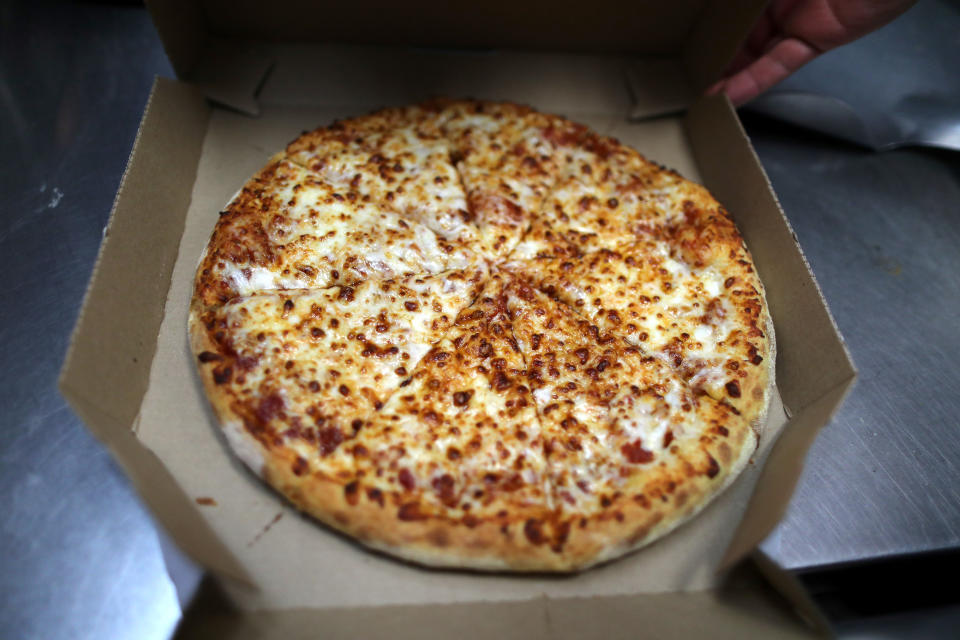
[60,0,856,635]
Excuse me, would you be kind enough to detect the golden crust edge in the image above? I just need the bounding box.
[263,456,576,572]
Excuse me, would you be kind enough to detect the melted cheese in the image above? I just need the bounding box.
[350,278,551,515]
[204,159,478,301]
[196,101,768,550]
[288,124,477,245]
[213,268,485,461]
[509,237,745,403]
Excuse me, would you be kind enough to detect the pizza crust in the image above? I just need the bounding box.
[188,99,776,572]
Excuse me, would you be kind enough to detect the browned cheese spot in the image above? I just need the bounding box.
[524,519,546,545]
[292,456,309,476]
[398,468,416,491]
[365,488,384,508]
[213,366,233,385]
[706,454,720,478]
[725,380,741,398]
[344,481,360,506]
[318,426,344,456]
[398,502,427,521]
[621,440,655,464]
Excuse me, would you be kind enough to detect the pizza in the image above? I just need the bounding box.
[189,99,775,572]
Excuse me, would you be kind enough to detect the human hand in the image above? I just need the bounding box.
[707,0,918,106]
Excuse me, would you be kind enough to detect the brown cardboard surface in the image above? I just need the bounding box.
[683,0,766,91]
[174,563,813,639]
[60,77,208,440]
[134,75,794,610]
[625,59,692,120]
[62,2,854,631]
[191,39,273,116]
[684,97,857,415]
[147,1,769,118]
[684,95,857,568]
[258,44,635,116]
[754,550,832,635]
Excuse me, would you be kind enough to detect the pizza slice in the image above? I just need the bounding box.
[188,265,488,516]
[504,232,772,418]
[325,272,563,569]
[286,117,479,246]
[193,159,477,307]
[436,101,590,258]
[505,280,756,568]
[512,134,682,260]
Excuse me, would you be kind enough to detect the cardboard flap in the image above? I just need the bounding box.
[192,38,273,116]
[683,94,857,567]
[147,0,769,116]
[60,77,209,434]
[258,44,635,116]
[626,58,692,120]
[60,77,254,584]
[146,0,207,78]
[683,0,767,91]
[753,550,832,635]
[722,378,854,568]
[683,94,857,412]
[176,560,814,638]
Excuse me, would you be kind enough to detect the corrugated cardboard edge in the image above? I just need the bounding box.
[683,95,857,569]
[58,77,252,585]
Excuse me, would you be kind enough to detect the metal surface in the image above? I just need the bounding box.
[749,116,960,567]
[0,1,958,638]
[0,2,181,639]
[746,1,960,151]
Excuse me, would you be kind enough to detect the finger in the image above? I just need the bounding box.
[721,37,820,106]
[744,10,778,58]
[705,79,725,96]
[724,12,777,77]
[725,32,788,79]
[724,46,760,79]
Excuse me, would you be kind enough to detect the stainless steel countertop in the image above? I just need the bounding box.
[1,1,958,638]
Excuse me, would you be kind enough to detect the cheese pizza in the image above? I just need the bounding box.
[189,99,775,571]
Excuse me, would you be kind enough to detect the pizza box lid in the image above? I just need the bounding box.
[59,2,856,635]
[145,0,768,119]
